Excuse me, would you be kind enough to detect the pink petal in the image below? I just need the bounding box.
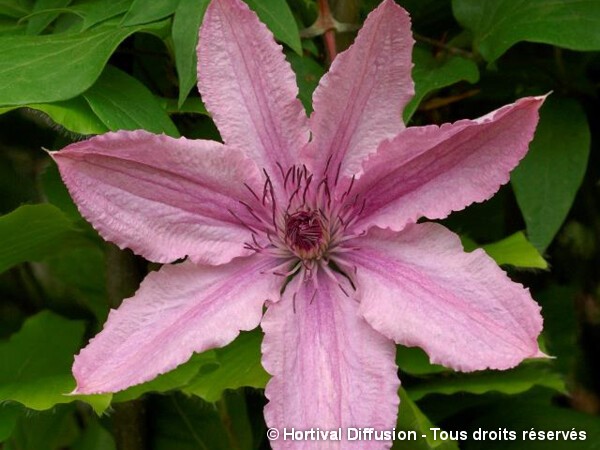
[261,274,399,449]
[73,255,281,394]
[344,224,544,372]
[352,96,545,233]
[304,0,414,179]
[52,130,261,265]
[197,0,308,178]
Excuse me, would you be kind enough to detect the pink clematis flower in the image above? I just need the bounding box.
[53,0,545,447]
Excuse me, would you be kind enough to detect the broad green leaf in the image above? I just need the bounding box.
[0,21,162,106]
[406,363,565,402]
[397,345,446,376]
[0,204,85,274]
[68,0,132,31]
[394,387,459,450]
[244,0,302,54]
[72,421,116,450]
[404,45,479,122]
[0,143,37,214]
[41,163,80,220]
[0,0,30,18]
[159,96,208,115]
[461,394,600,450]
[5,404,79,450]
[0,16,25,36]
[215,391,254,450]
[0,97,108,135]
[25,0,71,35]
[287,52,324,114]
[172,0,209,106]
[0,311,110,412]
[122,0,178,26]
[462,232,547,269]
[151,393,253,450]
[0,403,23,442]
[113,351,217,403]
[536,285,578,375]
[184,330,268,402]
[482,231,548,269]
[83,65,179,136]
[452,0,600,62]
[44,246,109,323]
[511,98,590,252]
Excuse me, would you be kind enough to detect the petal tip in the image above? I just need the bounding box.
[533,349,554,360]
[65,387,79,396]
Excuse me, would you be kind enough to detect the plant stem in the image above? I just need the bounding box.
[414,32,475,59]
[318,0,337,64]
[105,243,148,450]
[331,0,359,53]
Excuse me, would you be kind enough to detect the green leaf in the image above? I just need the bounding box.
[0,96,109,135]
[482,231,548,269]
[151,393,254,450]
[0,21,162,106]
[452,0,600,62]
[184,330,268,403]
[41,163,81,220]
[511,97,590,252]
[460,394,600,450]
[0,403,23,442]
[43,246,109,323]
[0,204,85,274]
[172,0,209,106]
[404,45,479,122]
[215,391,254,450]
[72,421,116,450]
[0,16,25,36]
[0,0,31,18]
[244,0,302,54]
[68,0,132,31]
[536,285,578,375]
[24,0,71,35]
[159,96,208,115]
[0,311,110,412]
[83,65,179,136]
[122,0,179,26]
[394,387,459,450]
[29,98,108,134]
[113,351,217,403]
[406,363,565,402]
[287,52,324,114]
[397,345,447,376]
[5,404,80,450]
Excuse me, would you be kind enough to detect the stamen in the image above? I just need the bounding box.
[275,161,286,180]
[340,175,355,202]
[323,154,333,176]
[301,174,313,207]
[338,283,349,297]
[244,183,260,202]
[227,208,260,234]
[334,162,342,187]
[284,165,294,189]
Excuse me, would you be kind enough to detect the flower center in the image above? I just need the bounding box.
[230,163,365,284]
[284,209,327,260]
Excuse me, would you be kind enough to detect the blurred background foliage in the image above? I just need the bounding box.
[0,0,599,448]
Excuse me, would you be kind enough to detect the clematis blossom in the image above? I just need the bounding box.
[53,0,545,447]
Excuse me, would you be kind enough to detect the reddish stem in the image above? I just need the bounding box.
[318,0,337,64]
